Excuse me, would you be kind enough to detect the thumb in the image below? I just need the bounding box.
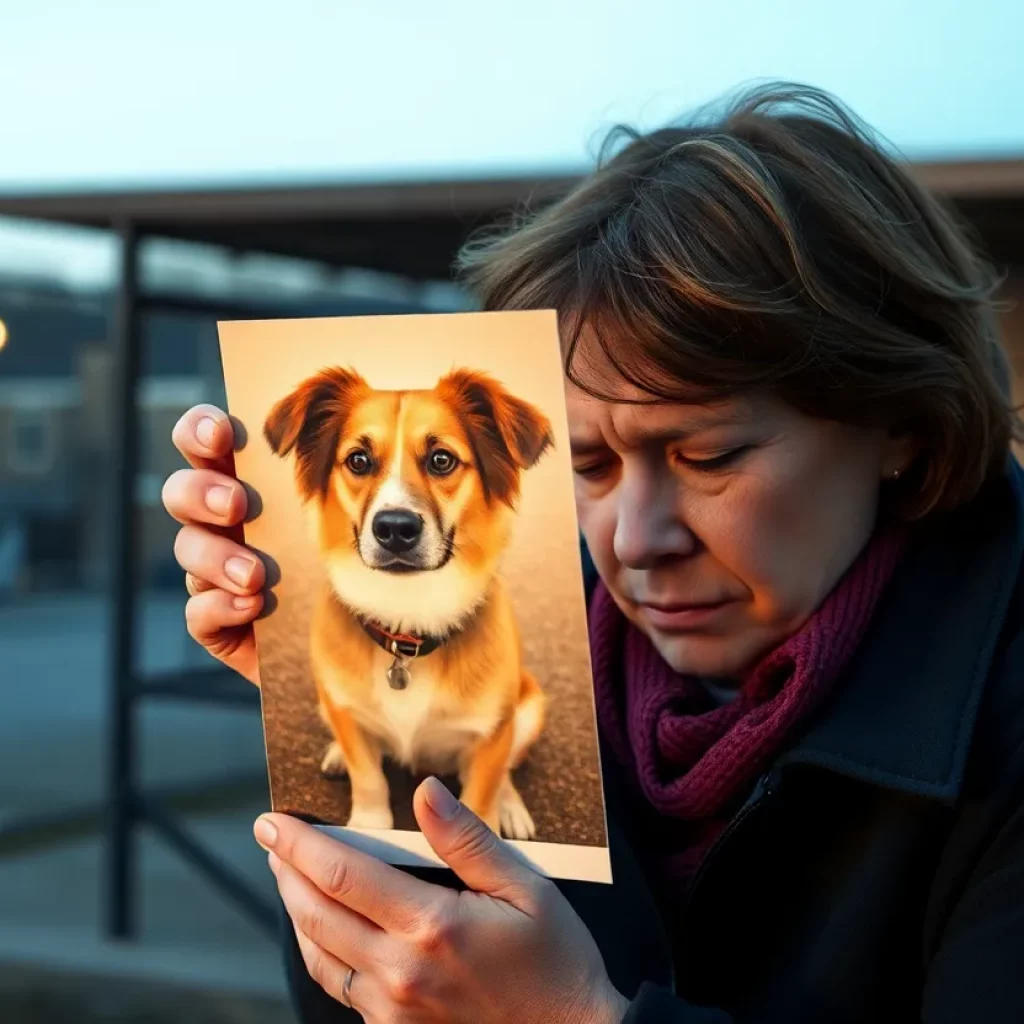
[414,776,538,903]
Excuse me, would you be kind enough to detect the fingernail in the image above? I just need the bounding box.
[267,851,281,875]
[233,594,260,611]
[225,556,255,587]
[205,485,232,516]
[254,816,278,850]
[423,776,460,820]
[196,416,218,449]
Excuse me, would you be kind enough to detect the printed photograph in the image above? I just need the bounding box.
[218,311,611,882]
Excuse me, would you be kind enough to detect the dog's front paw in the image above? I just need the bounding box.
[499,785,536,841]
[346,804,394,831]
[319,742,348,779]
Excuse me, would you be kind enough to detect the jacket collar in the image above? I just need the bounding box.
[778,459,1024,803]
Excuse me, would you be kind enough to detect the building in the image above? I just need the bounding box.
[0,276,439,593]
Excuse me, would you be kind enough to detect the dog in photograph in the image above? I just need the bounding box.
[263,366,552,839]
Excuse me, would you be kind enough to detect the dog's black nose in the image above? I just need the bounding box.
[372,509,423,554]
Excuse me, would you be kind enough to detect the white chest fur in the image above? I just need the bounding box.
[347,646,499,772]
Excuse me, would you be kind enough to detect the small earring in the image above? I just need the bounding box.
[890,467,902,482]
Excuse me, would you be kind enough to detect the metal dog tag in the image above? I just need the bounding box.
[387,658,410,691]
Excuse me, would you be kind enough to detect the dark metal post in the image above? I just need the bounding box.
[106,220,141,939]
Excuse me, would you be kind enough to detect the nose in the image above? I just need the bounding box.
[372,509,424,554]
[613,469,696,570]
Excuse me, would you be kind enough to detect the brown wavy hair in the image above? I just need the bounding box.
[456,82,1018,519]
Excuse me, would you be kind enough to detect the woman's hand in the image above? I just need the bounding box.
[257,777,628,1024]
[162,404,265,686]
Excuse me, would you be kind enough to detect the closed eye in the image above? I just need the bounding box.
[573,459,616,480]
[675,446,751,473]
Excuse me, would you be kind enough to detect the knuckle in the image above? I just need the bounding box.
[174,522,208,560]
[446,821,497,865]
[387,963,427,1007]
[414,902,458,955]
[183,596,200,634]
[184,595,215,642]
[172,526,192,566]
[170,413,192,452]
[301,901,329,949]
[184,588,228,637]
[321,854,353,902]
[174,524,220,573]
[160,469,189,514]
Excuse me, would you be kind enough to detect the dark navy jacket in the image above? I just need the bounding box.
[284,460,1024,1023]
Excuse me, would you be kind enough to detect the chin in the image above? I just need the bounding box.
[326,551,492,637]
[646,629,760,680]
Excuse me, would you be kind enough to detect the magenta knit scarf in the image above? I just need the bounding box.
[590,527,906,893]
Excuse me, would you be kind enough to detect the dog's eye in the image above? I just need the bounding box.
[345,451,373,475]
[427,449,458,476]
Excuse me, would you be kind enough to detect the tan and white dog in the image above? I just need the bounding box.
[263,366,552,839]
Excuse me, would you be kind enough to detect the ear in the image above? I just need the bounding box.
[882,425,920,483]
[437,369,554,506]
[263,367,368,501]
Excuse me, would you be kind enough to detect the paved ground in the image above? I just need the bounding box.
[0,963,295,1023]
[0,592,290,1020]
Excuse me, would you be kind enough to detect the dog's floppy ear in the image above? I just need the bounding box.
[438,369,554,506]
[264,367,368,501]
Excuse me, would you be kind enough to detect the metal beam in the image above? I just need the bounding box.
[106,219,141,939]
[0,772,268,858]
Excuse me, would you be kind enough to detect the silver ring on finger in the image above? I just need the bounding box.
[341,966,356,1008]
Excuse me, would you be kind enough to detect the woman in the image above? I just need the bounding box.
[162,83,1024,1022]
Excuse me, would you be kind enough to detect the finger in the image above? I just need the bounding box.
[185,586,263,642]
[171,404,236,472]
[291,929,396,1024]
[414,777,541,906]
[271,853,383,973]
[254,814,442,934]
[174,524,264,595]
[292,925,356,1006]
[163,468,248,528]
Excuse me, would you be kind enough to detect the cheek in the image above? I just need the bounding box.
[331,472,373,526]
[320,487,357,554]
[706,444,881,620]
[575,490,618,578]
[441,472,512,567]
[706,482,807,611]
[432,472,474,528]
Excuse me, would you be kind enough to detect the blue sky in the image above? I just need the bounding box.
[0,0,1021,283]
[2,0,1022,191]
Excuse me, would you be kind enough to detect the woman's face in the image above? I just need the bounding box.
[568,377,911,678]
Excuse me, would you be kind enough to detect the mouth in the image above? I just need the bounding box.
[377,560,421,574]
[362,527,457,574]
[637,599,732,631]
